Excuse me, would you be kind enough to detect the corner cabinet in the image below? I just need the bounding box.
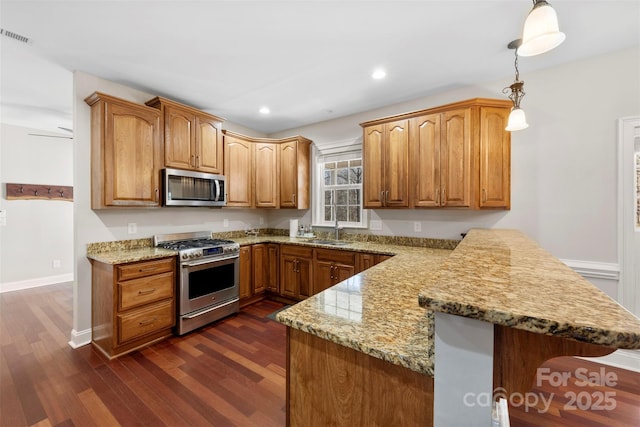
[361,98,512,210]
[222,131,311,209]
[279,136,311,209]
[85,92,162,209]
[90,256,176,359]
[145,97,224,174]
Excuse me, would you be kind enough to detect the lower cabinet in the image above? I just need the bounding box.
[356,253,393,272]
[280,245,314,300]
[240,243,281,307]
[91,256,176,359]
[314,249,357,294]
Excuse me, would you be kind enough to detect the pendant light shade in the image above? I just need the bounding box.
[518,0,566,57]
[506,108,529,131]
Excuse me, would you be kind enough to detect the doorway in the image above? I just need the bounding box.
[618,117,640,317]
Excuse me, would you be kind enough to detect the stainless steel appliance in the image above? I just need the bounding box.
[163,168,226,207]
[154,231,240,335]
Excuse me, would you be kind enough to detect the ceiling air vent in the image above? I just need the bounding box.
[0,28,33,45]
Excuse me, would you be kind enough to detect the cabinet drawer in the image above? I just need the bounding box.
[117,257,175,281]
[118,271,175,311]
[117,300,174,344]
[315,248,356,265]
[281,245,313,259]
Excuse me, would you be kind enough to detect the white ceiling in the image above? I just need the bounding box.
[1,0,639,135]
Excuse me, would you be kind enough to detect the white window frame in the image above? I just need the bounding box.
[312,139,368,229]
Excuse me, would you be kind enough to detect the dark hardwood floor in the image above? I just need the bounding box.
[1,282,639,426]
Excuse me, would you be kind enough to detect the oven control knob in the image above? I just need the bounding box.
[181,253,188,260]
[189,253,196,259]
[196,253,202,258]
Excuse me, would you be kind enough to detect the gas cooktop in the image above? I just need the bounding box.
[154,231,240,261]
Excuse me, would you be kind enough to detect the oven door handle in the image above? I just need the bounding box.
[181,254,239,267]
[183,298,239,319]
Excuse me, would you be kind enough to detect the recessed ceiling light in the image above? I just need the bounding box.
[372,68,386,80]
[259,106,270,114]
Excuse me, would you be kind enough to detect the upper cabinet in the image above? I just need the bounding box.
[361,98,512,210]
[222,131,311,209]
[145,97,224,174]
[85,92,162,209]
[362,119,410,208]
[280,137,311,209]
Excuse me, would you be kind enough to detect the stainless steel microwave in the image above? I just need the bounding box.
[163,168,226,207]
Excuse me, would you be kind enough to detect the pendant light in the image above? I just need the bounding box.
[503,40,529,131]
[518,0,566,57]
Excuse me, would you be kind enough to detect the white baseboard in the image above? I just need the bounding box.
[68,328,92,349]
[580,349,640,373]
[0,273,74,293]
[560,259,620,280]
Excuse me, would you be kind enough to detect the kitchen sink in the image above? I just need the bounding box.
[307,239,352,246]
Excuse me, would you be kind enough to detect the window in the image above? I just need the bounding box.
[315,158,366,228]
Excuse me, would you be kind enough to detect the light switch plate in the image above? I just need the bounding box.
[414,222,421,233]
[127,223,137,234]
[223,219,229,227]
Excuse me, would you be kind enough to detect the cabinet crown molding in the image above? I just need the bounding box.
[360,98,512,127]
[145,96,226,122]
[222,129,312,145]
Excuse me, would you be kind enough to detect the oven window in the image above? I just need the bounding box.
[188,262,235,299]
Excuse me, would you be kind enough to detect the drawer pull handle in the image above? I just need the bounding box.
[138,267,158,272]
[138,288,156,296]
[138,317,157,327]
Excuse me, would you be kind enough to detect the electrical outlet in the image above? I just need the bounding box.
[259,216,264,225]
[414,222,421,233]
[127,223,137,234]
[370,220,382,231]
[52,260,61,269]
[223,219,229,227]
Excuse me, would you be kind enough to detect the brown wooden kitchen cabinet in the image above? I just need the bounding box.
[412,108,472,207]
[90,256,176,359]
[362,119,410,208]
[145,97,224,174]
[279,136,311,209]
[361,98,512,210]
[356,252,392,272]
[266,243,280,293]
[314,249,357,294]
[224,132,254,207]
[254,142,279,208]
[280,245,314,300]
[223,131,310,209]
[239,245,253,306]
[85,92,162,209]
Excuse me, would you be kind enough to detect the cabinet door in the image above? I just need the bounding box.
[297,258,314,299]
[314,261,334,295]
[224,136,253,207]
[254,143,279,208]
[266,244,280,292]
[363,125,385,208]
[412,113,441,207]
[280,141,298,208]
[479,107,511,209]
[441,108,471,207]
[103,102,161,207]
[164,105,195,170]
[335,264,355,282]
[239,246,252,300]
[384,120,410,207]
[195,115,223,174]
[280,254,298,298]
[252,244,267,294]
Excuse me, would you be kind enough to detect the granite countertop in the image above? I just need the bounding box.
[418,229,640,350]
[276,243,451,376]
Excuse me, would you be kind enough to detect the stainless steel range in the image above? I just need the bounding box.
[154,231,240,335]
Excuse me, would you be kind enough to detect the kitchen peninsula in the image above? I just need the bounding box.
[276,228,640,426]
